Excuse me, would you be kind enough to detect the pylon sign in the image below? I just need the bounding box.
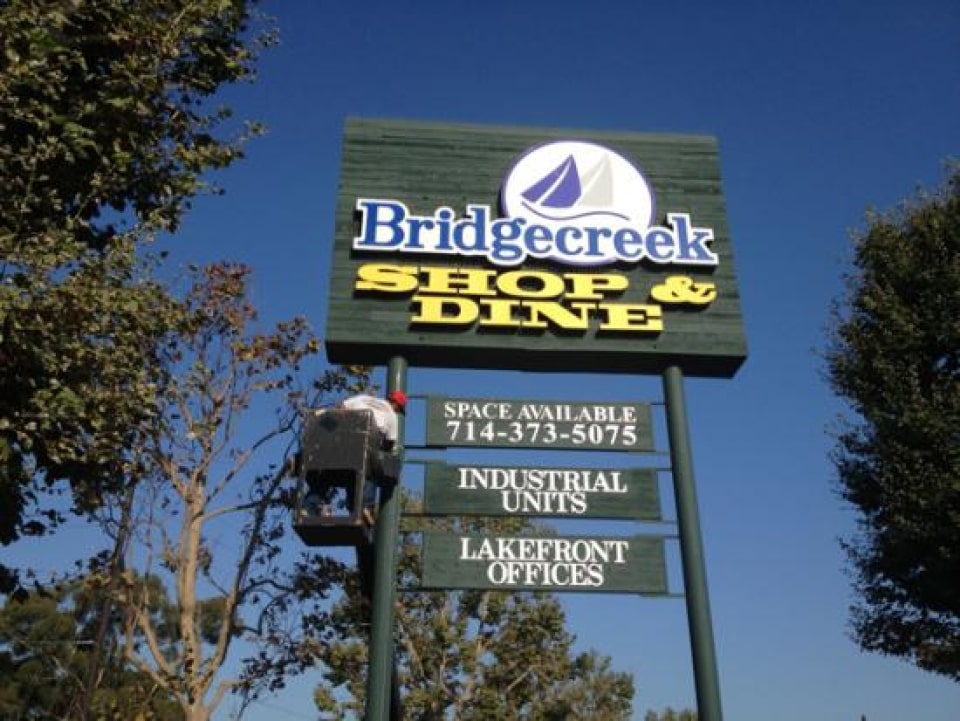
[325,118,747,378]
[320,117,738,719]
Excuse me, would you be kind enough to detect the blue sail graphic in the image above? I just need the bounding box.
[522,155,582,208]
[518,151,629,223]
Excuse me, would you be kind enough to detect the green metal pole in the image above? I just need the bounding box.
[365,357,407,721]
[662,365,724,721]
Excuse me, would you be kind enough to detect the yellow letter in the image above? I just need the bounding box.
[411,295,479,325]
[564,273,629,300]
[598,303,664,333]
[355,263,418,294]
[497,270,565,299]
[419,266,498,296]
[478,298,523,328]
[523,301,593,330]
[649,276,717,306]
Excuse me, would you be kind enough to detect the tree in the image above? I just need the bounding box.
[85,263,367,721]
[308,496,635,720]
[0,580,182,720]
[0,0,271,590]
[2,5,367,715]
[826,166,960,680]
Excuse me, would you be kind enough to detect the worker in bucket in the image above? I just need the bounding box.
[339,389,407,524]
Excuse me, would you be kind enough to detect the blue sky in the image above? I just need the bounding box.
[178,1,960,719]
[23,1,960,719]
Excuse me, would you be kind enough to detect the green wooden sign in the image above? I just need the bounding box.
[325,118,747,378]
[421,532,668,594]
[422,462,661,520]
[424,396,654,451]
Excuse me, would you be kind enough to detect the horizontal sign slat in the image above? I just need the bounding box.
[422,462,661,519]
[421,532,668,594]
[425,396,654,451]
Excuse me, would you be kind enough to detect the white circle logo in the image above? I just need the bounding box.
[501,141,655,265]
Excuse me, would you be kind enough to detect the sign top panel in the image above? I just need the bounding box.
[325,118,748,377]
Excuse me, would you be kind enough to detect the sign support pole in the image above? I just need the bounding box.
[662,365,724,721]
[365,356,407,721]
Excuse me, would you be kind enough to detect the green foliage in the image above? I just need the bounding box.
[0,3,367,716]
[826,166,960,680]
[0,0,270,582]
[307,495,634,720]
[0,580,183,720]
[1,0,267,246]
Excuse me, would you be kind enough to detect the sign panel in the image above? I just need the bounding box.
[422,462,661,520]
[421,532,668,594]
[425,396,654,451]
[325,118,748,377]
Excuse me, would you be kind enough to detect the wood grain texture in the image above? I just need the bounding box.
[326,117,748,377]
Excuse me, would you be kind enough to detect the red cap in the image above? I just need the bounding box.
[387,390,407,412]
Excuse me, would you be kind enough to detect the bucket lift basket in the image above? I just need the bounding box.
[293,408,401,547]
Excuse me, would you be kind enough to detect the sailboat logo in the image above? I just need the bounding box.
[502,141,655,244]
